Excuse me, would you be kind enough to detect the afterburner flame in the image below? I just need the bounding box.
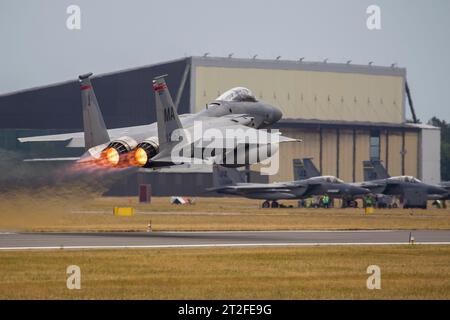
[104,147,120,166]
[134,148,148,166]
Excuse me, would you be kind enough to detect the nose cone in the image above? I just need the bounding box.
[352,186,371,196]
[272,107,282,123]
[430,185,449,196]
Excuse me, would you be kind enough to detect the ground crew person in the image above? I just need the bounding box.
[322,194,330,208]
[364,194,374,208]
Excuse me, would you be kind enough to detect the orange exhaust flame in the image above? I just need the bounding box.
[134,148,148,167]
[104,148,120,166]
[64,146,155,175]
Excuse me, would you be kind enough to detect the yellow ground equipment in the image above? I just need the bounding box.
[113,207,135,216]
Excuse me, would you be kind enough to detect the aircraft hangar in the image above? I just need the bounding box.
[0,56,441,195]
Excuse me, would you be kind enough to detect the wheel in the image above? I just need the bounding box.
[392,203,398,209]
[271,201,280,208]
[262,201,270,208]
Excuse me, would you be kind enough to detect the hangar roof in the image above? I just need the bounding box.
[191,56,406,78]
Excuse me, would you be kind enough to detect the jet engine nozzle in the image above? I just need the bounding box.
[101,136,138,167]
[132,137,160,167]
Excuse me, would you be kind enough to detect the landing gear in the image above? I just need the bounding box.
[349,200,358,208]
[262,200,280,208]
[271,201,280,208]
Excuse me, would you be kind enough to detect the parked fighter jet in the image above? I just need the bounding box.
[441,182,450,205]
[302,158,448,208]
[208,165,370,208]
[441,181,450,196]
[19,73,296,170]
[359,160,448,208]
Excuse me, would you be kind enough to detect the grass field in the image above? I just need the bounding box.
[0,245,449,299]
[1,196,450,232]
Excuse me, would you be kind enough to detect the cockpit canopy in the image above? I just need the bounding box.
[216,87,257,102]
[390,176,421,183]
[309,176,344,184]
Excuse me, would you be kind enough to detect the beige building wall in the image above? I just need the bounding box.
[339,129,354,181]
[321,129,338,176]
[194,66,405,124]
[266,128,320,182]
[264,127,419,183]
[354,131,370,182]
[404,131,419,177]
[387,132,403,176]
[380,130,387,165]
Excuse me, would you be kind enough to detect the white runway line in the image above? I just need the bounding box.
[1,242,450,251]
[156,229,398,234]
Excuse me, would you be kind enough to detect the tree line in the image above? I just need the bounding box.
[428,117,450,181]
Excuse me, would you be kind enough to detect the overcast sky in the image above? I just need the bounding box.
[1,0,449,122]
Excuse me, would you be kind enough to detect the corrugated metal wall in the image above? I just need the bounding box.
[0,58,190,130]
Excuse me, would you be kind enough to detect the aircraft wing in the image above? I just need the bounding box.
[18,124,156,149]
[210,184,294,193]
[18,132,84,146]
[151,119,300,164]
[193,119,300,148]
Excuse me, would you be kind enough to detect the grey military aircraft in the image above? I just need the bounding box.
[19,73,296,170]
[359,160,448,208]
[208,165,370,208]
[301,158,448,208]
[441,181,450,200]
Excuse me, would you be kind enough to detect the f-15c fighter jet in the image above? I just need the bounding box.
[19,73,297,171]
[301,158,448,208]
[358,160,448,208]
[208,165,370,208]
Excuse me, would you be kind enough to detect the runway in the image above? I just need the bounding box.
[1,230,450,250]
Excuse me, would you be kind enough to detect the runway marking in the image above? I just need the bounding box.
[1,242,450,251]
[155,229,398,234]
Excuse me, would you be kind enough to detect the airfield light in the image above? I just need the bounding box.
[134,148,148,166]
[105,147,120,166]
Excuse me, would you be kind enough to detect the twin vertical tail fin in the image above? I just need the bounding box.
[212,165,246,187]
[363,160,390,181]
[79,73,110,150]
[371,160,390,179]
[153,75,183,149]
[302,158,321,178]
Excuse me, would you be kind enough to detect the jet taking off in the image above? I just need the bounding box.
[209,165,370,208]
[19,73,296,170]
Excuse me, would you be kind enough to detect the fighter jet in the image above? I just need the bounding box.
[358,160,448,208]
[208,165,370,208]
[441,181,450,198]
[19,73,296,170]
[301,158,449,208]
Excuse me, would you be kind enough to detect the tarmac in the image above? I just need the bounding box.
[1,230,450,250]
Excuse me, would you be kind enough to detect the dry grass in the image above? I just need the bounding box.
[0,245,449,299]
[1,196,450,232]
